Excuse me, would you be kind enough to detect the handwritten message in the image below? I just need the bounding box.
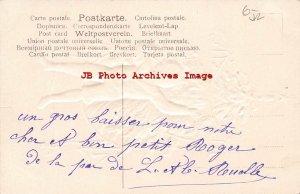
[9,108,276,189]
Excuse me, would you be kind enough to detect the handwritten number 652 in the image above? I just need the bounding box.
[242,5,264,21]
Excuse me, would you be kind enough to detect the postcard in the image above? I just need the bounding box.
[1,0,299,193]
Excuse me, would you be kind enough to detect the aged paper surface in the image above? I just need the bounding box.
[0,0,299,193]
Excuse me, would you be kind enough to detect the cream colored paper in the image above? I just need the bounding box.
[1,0,299,193]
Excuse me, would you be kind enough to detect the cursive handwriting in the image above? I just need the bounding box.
[23,149,276,187]
[17,108,242,135]
[11,108,276,189]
